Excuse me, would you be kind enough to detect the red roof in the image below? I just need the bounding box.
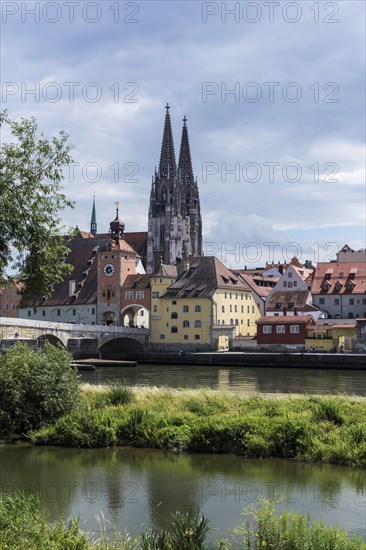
[256,315,315,325]
[311,262,366,295]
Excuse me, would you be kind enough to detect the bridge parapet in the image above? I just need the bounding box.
[0,317,149,352]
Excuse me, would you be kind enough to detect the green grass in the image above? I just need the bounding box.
[30,387,366,468]
[0,493,364,550]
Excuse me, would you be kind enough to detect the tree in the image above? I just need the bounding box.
[0,342,80,434]
[0,111,75,305]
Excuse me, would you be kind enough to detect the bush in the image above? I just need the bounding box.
[105,382,134,406]
[0,342,80,434]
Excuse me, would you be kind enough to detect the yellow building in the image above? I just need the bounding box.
[150,257,261,350]
[305,323,357,352]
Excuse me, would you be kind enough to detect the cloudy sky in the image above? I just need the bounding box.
[2,0,365,267]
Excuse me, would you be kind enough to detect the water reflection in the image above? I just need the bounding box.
[79,364,366,396]
[0,444,365,545]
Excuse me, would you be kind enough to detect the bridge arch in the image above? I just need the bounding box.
[37,334,66,348]
[121,304,150,328]
[99,337,144,359]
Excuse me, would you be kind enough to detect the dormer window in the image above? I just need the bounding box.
[323,283,330,291]
[325,273,331,280]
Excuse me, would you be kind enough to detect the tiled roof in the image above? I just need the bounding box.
[266,290,311,311]
[311,262,366,295]
[122,274,150,290]
[153,264,178,278]
[162,256,248,299]
[256,315,314,324]
[28,234,138,307]
[235,272,276,298]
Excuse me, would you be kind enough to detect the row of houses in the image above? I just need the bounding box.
[1,227,365,352]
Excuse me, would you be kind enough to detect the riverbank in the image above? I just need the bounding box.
[1,493,365,550]
[124,351,366,370]
[31,387,366,468]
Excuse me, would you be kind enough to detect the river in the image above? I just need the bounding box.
[79,363,366,395]
[0,444,365,547]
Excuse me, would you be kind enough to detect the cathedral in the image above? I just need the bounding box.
[17,105,203,326]
[146,104,202,273]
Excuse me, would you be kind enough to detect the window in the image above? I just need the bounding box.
[288,282,293,288]
[230,305,232,312]
[234,305,237,312]
[42,310,46,317]
[136,291,144,299]
[172,300,177,305]
[247,319,250,326]
[160,334,165,339]
[195,305,201,312]
[230,293,232,299]
[290,325,299,333]
[230,318,234,325]
[235,293,238,299]
[222,305,225,313]
[241,293,243,300]
[152,291,160,298]
[183,305,189,312]
[72,309,76,316]
[288,272,292,278]
[263,325,272,333]
[171,312,178,319]
[348,312,354,319]
[339,272,344,279]
[224,292,227,299]
[91,308,95,314]
[183,320,190,328]
[276,325,285,333]
[334,299,339,305]
[349,298,354,305]
[195,320,201,328]
[125,291,133,299]
[241,305,244,313]
[293,281,297,287]
[171,326,178,333]
[319,298,325,305]
[323,284,330,291]
[153,305,157,313]
[184,335,189,340]
[283,281,287,287]
[57,310,61,316]
[347,283,354,291]
[235,319,239,326]
[252,306,255,313]
[195,335,200,340]
[28,310,31,317]
[363,299,366,305]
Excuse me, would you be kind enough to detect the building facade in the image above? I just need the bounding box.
[311,261,366,319]
[147,105,202,274]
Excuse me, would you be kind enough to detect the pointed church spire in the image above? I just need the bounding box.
[159,103,176,179]
[178,115,194,185]
[90,194,97,236]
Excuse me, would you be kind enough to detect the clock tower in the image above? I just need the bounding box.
[97,204,137,325]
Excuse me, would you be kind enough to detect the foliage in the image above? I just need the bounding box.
[234,499,365,549]
[0,493,365,550]
[0,111,74,304]
[31,388,366,467]
[105,382,134,406]
[0,342,80,434]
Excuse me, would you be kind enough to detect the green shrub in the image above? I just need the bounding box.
[0,342,80,434]
[105,382,134,406]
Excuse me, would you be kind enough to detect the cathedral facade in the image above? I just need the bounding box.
[146,105,202,274]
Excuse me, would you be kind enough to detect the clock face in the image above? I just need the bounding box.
[103,263,115,277]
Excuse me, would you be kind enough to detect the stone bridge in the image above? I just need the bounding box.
[0,317,149,358]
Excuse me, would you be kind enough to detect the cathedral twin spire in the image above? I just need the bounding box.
[147,104,202,273]
[159,103,194,186]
